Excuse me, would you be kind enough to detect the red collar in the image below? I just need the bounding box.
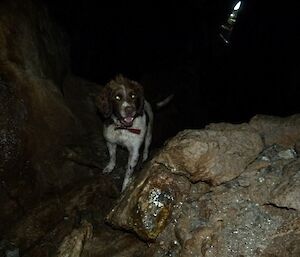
[114,126,141,134]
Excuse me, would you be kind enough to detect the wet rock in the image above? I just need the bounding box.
[154,127,263,185]
[107,163,191,241]
[250,114,300,148]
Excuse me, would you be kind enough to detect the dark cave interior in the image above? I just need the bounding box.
[44,0,299,137]
[1,1,300,256]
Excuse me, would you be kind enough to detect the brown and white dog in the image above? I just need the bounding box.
[96,74,153,191]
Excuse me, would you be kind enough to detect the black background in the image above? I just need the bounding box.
[45,0,300,131]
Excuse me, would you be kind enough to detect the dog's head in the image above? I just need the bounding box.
[96,74,144,127]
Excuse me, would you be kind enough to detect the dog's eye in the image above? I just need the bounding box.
[115,95,121,101]
[131,94,136,99]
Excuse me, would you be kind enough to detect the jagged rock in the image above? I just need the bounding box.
[250,114,300,148]
[106,124,265,242]
[270,159,300,210]
[154,127,263,185]
[105,116,300,257]
[145,146,300,257]
[107,163,191,241]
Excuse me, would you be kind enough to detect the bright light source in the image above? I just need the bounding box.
[233,1,241,11]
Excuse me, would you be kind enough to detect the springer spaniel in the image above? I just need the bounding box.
[96,74,153,191]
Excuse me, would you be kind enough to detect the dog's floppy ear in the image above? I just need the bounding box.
[95,86,112,118]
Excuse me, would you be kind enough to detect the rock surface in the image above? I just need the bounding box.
[105,116,300,257]
[249,114,300,148]
[57,220,93,257]
[0,0,108,239]
[107,163,191,241]
[154,126,263,185]
[0,0,74,235]
[0,1,115,256]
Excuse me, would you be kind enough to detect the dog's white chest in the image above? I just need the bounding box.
[103,114,147,149]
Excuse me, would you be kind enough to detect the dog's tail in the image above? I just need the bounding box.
[155,94,174,110]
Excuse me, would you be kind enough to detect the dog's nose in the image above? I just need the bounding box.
[125,106,135,116]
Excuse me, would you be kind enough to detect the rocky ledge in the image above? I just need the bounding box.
[103,114,300,257]
[2,112,300,257]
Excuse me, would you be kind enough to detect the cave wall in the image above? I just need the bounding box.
[0,0,80,233]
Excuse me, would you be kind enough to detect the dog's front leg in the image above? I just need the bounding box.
[122,148,139,191]
[143,101,153,162]
[103,142,116,174]
[143,128,152,162]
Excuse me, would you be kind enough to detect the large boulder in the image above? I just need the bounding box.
[104,115,300,257]
[107,163,192,241]
[0,0,67,227]
[0,0,99,236]
[154,125,263,185]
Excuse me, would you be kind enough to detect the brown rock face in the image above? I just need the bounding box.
[250,114,300,148]
[0,0,76,235]
[154,126,263,185]
[0,0,103,241]
[270,158,300,211]
[105,116,300,257]
[107,164,191,241]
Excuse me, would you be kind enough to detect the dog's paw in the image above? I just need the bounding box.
[103,165,114,174]
[121,177,132,192]
[142,152,148,162]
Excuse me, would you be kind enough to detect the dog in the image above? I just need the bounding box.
[96,74,154,191]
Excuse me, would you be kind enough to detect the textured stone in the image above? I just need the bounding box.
[107,163,191,241]
[104,120,300,257]
[154,127,263,185]
[0,0,108,240]
[250,114,300,148]
[57,221,93,257]
[259,218,300,257]
[6,199,65,251]
[270,159,300,210]
[81,227,147,257]
[0,0,75,234]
